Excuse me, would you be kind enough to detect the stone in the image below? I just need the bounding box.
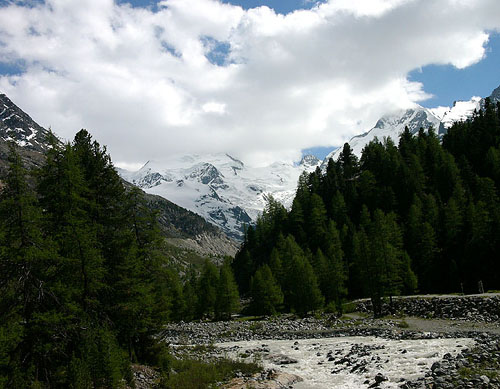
[480,375,490,385]
[375,372,388,383]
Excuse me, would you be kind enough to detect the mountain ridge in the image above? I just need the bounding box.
[0,94,238,258]
[118,153,321,240]
[323,86,499,164]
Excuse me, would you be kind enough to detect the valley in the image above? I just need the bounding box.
[159,295,500,389]
[1,69,500,389]
[2,1,500,388]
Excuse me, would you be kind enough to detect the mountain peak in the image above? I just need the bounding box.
[490,85,500,103]
[300,154,320,167]
[323,105,441,166]
[0,94,51,153]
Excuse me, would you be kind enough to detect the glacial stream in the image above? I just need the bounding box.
[216,336,474,388]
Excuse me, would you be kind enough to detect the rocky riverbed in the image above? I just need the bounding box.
[217,336,474,388]
[160,312,500,388]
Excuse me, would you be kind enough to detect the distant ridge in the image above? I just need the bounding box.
[0,93,238,257]
[322,84,500,165]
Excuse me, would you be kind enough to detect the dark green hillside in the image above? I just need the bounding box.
[233,99,500,316]
[0,131,242,387]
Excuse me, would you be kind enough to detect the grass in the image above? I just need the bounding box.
[342,301,358,314]
[248,322,264,333]
[458,366,499,381]
[158,357,262,389]
[396,319,410,328]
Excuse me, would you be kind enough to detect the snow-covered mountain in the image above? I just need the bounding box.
[119,154,321,240]
[0,93,53,174]
[490,85,500,103]
[0,93,239,257]
[324,107,441,163]
[434,96,482,130]
[323,88,496,163]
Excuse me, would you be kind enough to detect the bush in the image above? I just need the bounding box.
[158,357,261,389]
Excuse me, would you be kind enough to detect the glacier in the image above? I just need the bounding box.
[118,153,321,240]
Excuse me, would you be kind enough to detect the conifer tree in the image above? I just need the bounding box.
[324,221,348,310]
[0,144,59,385]
[215,262,240,320]
[280,236,323,316]
[250,264,283,316]
[197,260,219,318]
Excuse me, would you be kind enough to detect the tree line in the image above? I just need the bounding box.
[233,98,500,317]
[0,130,240,388]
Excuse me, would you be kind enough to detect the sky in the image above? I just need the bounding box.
[0,0,500,169]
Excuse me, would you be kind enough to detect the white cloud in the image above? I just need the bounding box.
[202,101,226,114]
[0,0,499,167]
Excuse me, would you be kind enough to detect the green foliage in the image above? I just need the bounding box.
[153,343,261,388]
[0,131,205,387]
[250,264,283,315]
[196,260,219,318]
[215,261,240,320]
[233,102,500,316]
[0,130,245,387]
[282,236,324,316]
[158,357,261,389]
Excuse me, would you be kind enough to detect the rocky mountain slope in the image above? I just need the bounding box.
[0,94,51,175]
[323,85,500,163]
[0,93,237,257]
[118,154,321,240]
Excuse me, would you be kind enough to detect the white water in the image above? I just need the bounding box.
[216,336,474,388]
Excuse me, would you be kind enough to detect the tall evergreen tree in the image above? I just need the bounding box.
[0,144,59,386]
[250,264,283,316]
[215,261,240,320]
[197,260,219,318]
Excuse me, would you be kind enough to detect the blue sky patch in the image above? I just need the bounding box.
[302,146,334,160]
[410,32,500,107]
[0,60,26,76]
[201,36,231,66]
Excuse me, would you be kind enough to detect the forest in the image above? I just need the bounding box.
[0,130,240,388]
[233,98,500,317]
[1,98,500,387]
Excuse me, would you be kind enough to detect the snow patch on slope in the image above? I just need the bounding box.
[440,97,481,129]
[324,106,441,163]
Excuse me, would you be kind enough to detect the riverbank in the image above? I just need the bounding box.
[159,312,500,388]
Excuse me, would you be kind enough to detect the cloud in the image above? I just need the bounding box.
[0,0,499,167]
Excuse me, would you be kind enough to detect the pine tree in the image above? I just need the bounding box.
[324,221,348,310]
[181,269,199,321]
[197,260,219,318]
[250,264,283,316]
[306,194,327,252]
[280,236,323,316]
[38,140,104,314]
[215,262,240,321]
[0,144,59,385]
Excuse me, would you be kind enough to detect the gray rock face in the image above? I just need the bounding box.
[300,154,320,168]
[0,94,54,175]
[0,94,51,153]
[0,92,238,258]
[490,85,500,104]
